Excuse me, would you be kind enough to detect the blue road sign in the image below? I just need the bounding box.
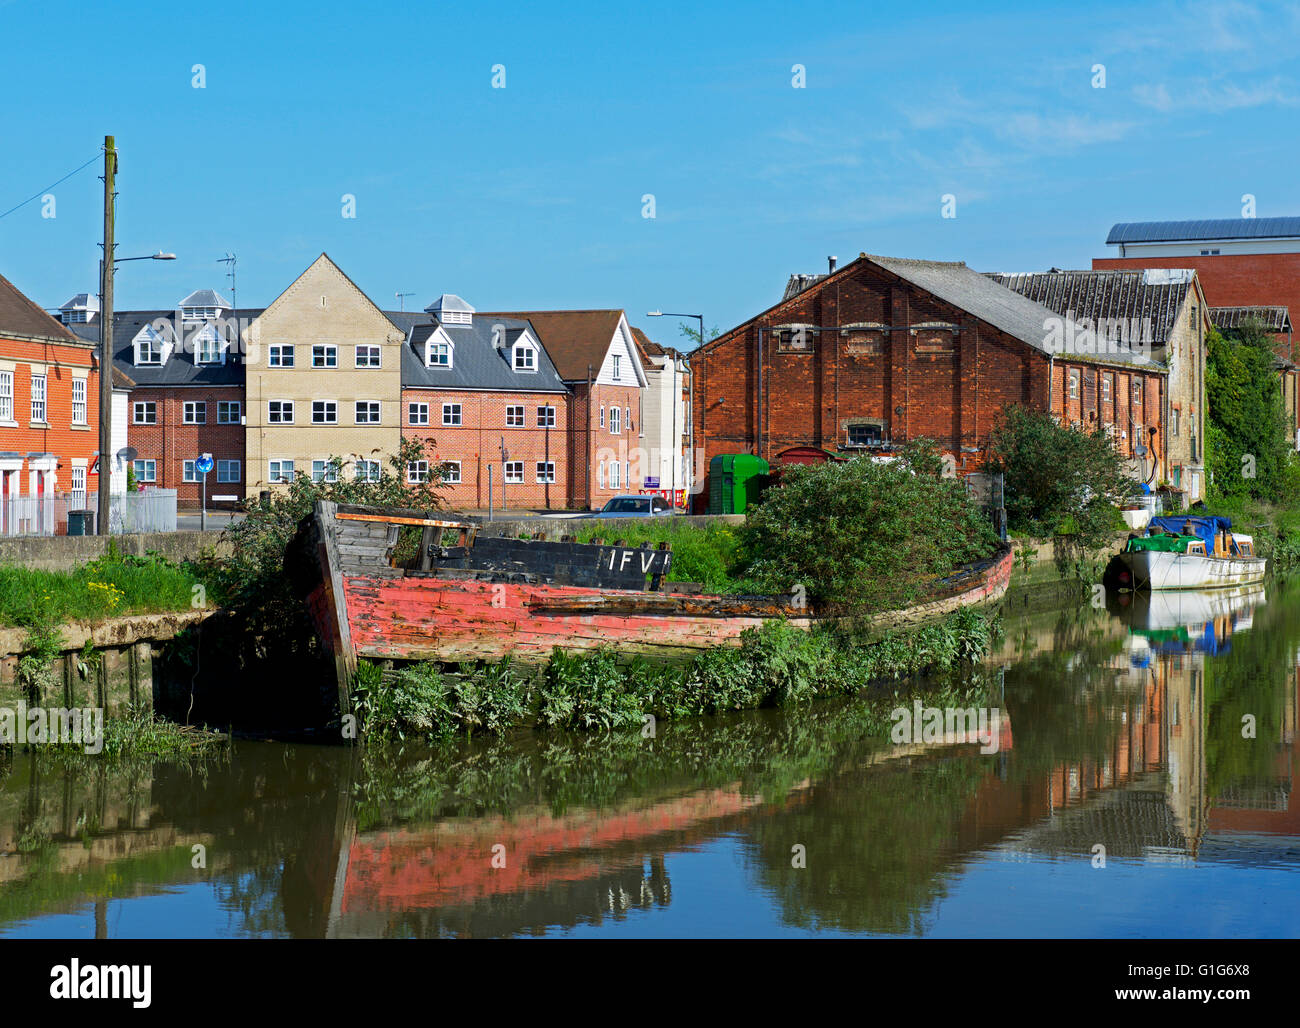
[196,454,214,475]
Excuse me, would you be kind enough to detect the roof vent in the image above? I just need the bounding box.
[828,256,838,273]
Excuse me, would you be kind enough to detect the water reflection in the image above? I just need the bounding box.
[1,584,1297,938]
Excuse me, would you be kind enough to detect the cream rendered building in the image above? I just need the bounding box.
[244,254,405,496]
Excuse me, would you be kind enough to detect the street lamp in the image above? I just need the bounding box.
[646,310,703,507]
[97,250,176,534]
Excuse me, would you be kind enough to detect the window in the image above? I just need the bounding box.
[442,403,462,427]
[133,459,157,482]
[312,345,337,368]
[537,404,556,427]
[217,460,241,483]
[1133,380,1143,405]
[846,424,883,447]
[134,401,157,424]
[915,330,954,354]
[845,329,884,355]
[312,400,337,424]
[408,402,429,426]
[70,467,86,494]
[426,341,451,368]
[355,401,381,424]
[609,461,621,488]
[506,405,525,427]
[0,371,11,422]
[1172,408,1180,436]
[504,461,524,484]
[197,334,222,364]
[599,405,605,428]
[355,460,381,483]
[183,401,207,424]
[597,461,605,488]
[70,379,87,425]
[1068,370,1080,400]
[268,460,295,483]
[183,460,198,482]
[268,345,295,368]
[137,334,164,365]
[218,400,242,424]
[776,326,813,352]
[30,375,46,422]
[312,459,340,483]
[536,461,556,483]
[610,406,621,434]
[355,345,381,368]
[612,354,622,380]
[268,400,294,424]
[407,460,429,483]
[626,407,632,433]
[441,461,461,484]
[512,343,536,372]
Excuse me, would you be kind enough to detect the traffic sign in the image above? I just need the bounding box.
[196,454,214,475]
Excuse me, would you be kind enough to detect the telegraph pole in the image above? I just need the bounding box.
[98,136,116,535]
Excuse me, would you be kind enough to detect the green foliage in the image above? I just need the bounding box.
[1205,322,1299,505]
[734,440,1000,612]
[349,610,999,742]
[984,404,1138,548]
[568,519,743,593]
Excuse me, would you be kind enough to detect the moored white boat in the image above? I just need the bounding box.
[1117,518,1266,591]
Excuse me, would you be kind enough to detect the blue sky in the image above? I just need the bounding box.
[1,0,1298,342]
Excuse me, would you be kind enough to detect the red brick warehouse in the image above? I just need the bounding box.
[689,253,1168,506]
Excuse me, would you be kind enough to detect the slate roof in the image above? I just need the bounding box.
[424,293,474,315]
[773,256,1164,369]
[73,311,255,386]
[1106,217,1300,245]
[1210,306,1293,333]
[178,288,231,309]
[987,269,1194,346]
[0,273,80,342]
[479,309,625,382]
[393,313,568,393]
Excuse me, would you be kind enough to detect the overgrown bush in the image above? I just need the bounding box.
[733,440,999,612]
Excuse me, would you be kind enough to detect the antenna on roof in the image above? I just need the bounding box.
[396,291,415,312]
[218,253,237,347]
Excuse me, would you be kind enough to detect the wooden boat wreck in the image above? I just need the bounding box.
[290,501,1015,711]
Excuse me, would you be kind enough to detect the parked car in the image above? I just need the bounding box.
[587,494,676,518]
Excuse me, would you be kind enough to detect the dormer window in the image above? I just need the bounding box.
[195,329,224,365]
[136,329,165,366]
[513,341,537,372]
[426,340,452,368]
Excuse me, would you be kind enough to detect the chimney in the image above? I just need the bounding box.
[828,256,838,273]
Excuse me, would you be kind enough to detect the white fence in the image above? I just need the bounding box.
[0,490,178,537]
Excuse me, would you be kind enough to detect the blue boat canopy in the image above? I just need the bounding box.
[1146,515,1233,552]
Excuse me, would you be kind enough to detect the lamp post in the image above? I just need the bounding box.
[647,310,702,507]
[97,250,176,534]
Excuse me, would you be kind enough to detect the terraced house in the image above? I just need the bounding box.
[245,255,405,495]
[393,295,570,509]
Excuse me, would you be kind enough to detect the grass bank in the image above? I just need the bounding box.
[0,545,210,628]
[352,609,999,743]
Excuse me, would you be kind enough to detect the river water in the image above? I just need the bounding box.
[2,583,1298,938]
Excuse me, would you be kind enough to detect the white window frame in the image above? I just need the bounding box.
[609,406,621,434]
[536,461,556,483]
[0,371,12,422]
[506,405,525,428]
[217,400,242,423]
[133,458,157,482]
[312,344,338,369]
[407,460,429,484]
[183,460,199,482]
[609,461,621,488]
[136,333,164,366]
[355,344,382,369]
[70,466,86,494]
[409,402,429,426]
[268,344,295,368]
[504,460,524,484]
[354,459,381,483]
[183,400,207,425]
[217,459,241,483]
[70,378,87,425]
[30,374,46,422]
[442,403,462,427]
[133,400,157,425]
[612,354,622,381]
[440,461,461,484]
[355,401,381,425]
[425,340,452,368]
[512,342,536,372]
[268,459,295,483]
[311,458,340,484]
[196,332,223,365]
[312,400,338,425]
[268,400,295,424]
[537,404,556,428]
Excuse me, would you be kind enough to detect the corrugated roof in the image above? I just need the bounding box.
[0,273,80,342]
[398,315,567,393]
[1210,305,1293,332]
[987,270,1193,346]
[478,309,626,382]
[1106,218,1300,245]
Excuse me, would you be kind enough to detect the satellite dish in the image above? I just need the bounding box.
[117,446,138,462]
